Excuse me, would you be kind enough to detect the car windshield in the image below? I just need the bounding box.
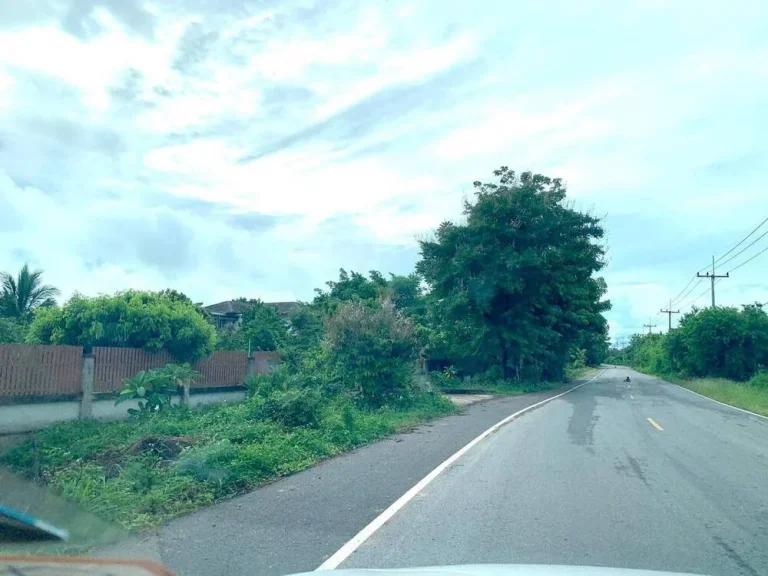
[1,2,767,576]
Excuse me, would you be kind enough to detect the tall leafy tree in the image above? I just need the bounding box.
[417,167,610,381]
[0,264,59,320]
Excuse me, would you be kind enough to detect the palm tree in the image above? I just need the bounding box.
[0,264,60,320]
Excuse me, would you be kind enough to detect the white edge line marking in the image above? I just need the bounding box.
[674,382,768,421]
[316,369,606,570]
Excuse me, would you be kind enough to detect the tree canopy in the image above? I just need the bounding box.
[216,299,289,352]
[0,317,26,344]
[0,264,59,320]
[417,167,610,381]
[26,290,216,362]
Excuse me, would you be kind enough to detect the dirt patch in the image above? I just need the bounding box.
[91,449,127,478]
[128,436,196,461]
[90,436,196,477]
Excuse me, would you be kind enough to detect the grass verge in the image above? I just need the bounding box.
[0,392,455,533]
[627,365,768,418]
[661,375,768,417]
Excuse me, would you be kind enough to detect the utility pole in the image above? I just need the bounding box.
[697,255,729,308]
[643,317,657,335]
[660,299,680,331]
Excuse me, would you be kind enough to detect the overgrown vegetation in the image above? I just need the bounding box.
[2,388,454,530]
[325,298,417,405]
[608,304,768,414]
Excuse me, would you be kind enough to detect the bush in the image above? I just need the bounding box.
[748,371,768,389]
[244,364,327,399]
[27,290,216,362]
[0,317,26,343]
[252,388,324,428]
[429,367,459,390]
[325,298,417,405]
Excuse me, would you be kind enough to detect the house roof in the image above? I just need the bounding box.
[203,300,255,316]
[204,300,303,317]
[270,301,303,316]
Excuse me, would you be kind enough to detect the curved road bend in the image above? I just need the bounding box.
[338,367,768,576]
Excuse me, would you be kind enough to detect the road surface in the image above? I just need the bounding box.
[150,380,586,575]
[337,367,768,575]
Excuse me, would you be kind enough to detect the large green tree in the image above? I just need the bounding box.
[0,264,59,320]
[417,167,610,381]
[27,290,216,362]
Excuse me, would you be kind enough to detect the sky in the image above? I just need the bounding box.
[1,0,767,344]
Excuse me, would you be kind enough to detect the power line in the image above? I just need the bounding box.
[670,275,698,306]
[715,227,768,270]
[655,214,767,319]
[679,280,714,311]
[675,277,704,305]
[724,244,768,274]
[682,278,721,310]
[697,215,768,273]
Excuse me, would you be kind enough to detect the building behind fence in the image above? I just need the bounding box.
[0,344,279,430]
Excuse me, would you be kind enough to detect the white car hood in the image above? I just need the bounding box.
[300,565,703,576]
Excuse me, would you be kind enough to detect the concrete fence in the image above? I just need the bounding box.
[0,344,279,434]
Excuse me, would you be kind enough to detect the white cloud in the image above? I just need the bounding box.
[0,0,767,337]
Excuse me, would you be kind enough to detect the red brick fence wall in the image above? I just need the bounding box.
[0,344,279,400]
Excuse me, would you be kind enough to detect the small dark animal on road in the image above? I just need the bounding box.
[624,376,631,382]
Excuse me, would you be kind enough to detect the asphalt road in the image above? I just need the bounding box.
[338,367,768,576]
[147,379,590,576]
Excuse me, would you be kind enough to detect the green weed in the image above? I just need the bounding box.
[1,392,455,532]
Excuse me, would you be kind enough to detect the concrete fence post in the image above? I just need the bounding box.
[182,383,191,406]
[79,353,95,419]
[246,355,255,378]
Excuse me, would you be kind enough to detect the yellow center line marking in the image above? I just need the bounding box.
[647,417,664,431]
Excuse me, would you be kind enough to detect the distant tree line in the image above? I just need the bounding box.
[608,304,768,384]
